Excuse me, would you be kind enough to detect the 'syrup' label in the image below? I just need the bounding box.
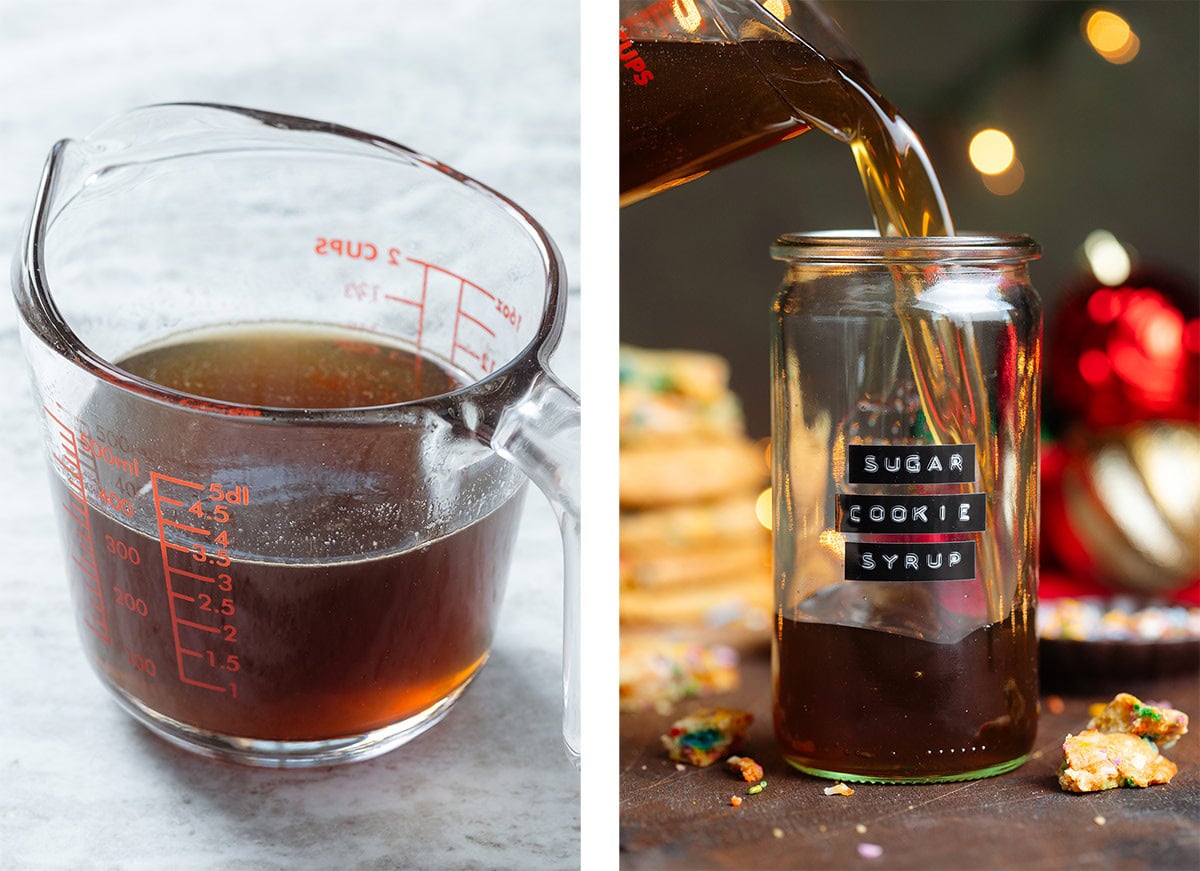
[844,542,977,582]
[848,444,975,484]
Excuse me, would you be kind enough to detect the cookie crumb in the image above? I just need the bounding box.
[1059,731,1177,792]
[661,707,753,767]
[855,823,867,834]
[772,827,784,839]
[675,763,686,772]
[1093,815,1106,826]
[818,824,828,833]
[1059,693,1190,793]
[1046,695,1065,715]
[857,843,883,860]
[730,796,743,808]
[823,783,855,797]
[1087,693,1189,749]
[726,755,765,783]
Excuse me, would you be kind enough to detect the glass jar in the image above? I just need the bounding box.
[770,232,1042,783]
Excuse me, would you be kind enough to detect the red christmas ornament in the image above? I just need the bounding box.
[1040,424,1200,599]
[1047,268,1199,430]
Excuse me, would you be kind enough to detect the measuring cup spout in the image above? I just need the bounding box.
[491,366,581,765]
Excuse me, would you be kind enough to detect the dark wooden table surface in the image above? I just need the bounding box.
[620,654,1200,870]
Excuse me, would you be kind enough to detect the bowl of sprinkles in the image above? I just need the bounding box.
[1040,597,1200,687]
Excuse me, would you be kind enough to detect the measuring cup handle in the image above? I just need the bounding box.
[491,367,580,766]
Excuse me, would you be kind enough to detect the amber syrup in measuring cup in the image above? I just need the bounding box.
[57,326,522,741]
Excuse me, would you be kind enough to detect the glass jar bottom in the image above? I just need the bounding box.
[784,754,1029,784]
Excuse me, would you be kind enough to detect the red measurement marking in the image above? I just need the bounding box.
[167,567,216,583]
[181,676,227,692]
[461,277,495,302]
[450,278,466,368]
[383,294,421,307]
[459,310,496,337]
[406,257,504,371]
[151,472,232,695]
[44,407,110,645]
[176,618,220,634]
[399,257,445,352]
[56,454,81,480]
[416,259,429,349]
[161,519,212,536]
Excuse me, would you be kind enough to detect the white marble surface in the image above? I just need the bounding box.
[0,1,580,868]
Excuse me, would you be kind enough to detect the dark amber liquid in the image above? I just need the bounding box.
[118,325,457,408]
[60,326,523,741]
[774,612,1038,781]
[619,39,954,236]
[620,40,811,204]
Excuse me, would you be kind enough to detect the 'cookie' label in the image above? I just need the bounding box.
[844,541,977,582]
[847,444,975,484]
[837,493,987,534]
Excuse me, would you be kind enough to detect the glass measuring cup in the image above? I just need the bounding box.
[12,103,580,767]
[619,0,952,238]
[619,0,869,205]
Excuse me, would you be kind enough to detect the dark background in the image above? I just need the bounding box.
[620,0,1200,436]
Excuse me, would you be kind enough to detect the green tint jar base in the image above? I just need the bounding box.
[785,755,1029,785]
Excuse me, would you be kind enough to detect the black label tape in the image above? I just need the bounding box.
[844,541,977,581]
[847,444,976,485]
[837,493,987,534]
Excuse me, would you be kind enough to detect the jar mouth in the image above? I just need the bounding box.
[772,231,1041,263]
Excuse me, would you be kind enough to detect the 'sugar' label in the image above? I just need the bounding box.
[844,541,976,582]
[847,444,975,484]
[837,493,987,534]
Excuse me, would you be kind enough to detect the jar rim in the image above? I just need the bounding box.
[772,231,1041,263]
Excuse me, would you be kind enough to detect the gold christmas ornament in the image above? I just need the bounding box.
[1060,422,1200,593]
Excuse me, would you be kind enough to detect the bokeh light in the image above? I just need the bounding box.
[981,157,1025,196]
[763,0,792,23]
[1083,229,1132,286]
[755,488,772,530]
[969,129,1015,175]
[1084,9,1140,64]
[671,0,702,32]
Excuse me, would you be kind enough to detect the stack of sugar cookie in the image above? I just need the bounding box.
[619,345,772,650]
